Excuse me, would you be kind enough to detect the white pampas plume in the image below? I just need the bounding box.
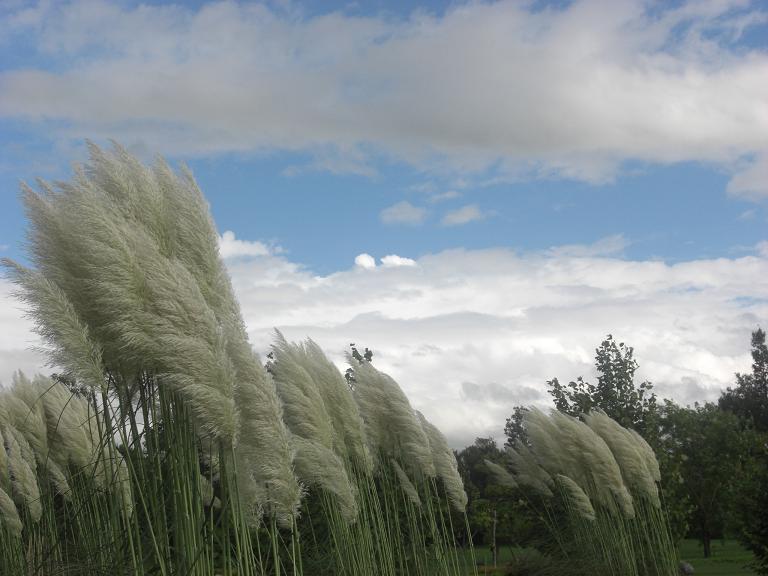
[6,147,239,441]
[627,429,661,483]
[300,339,371,470]
[292,436,358,522]
[6,373,50,463]
[417,412,467,511]
[524,409,573,480]
[270,331,335,450]
[351,359,434,477]
[0,426,8,489]
[4,426,42,522]
[484,459,518,489]
[548,412,634,518]
[228,337,302,528]
[483,458,517,488]
[506,443,553,498]
[39,381,100,473]
[270,333,359,521]
[584,411,660,507]
[555,474,596,521]
[8,375,76,498]
[2,261,105,390]
[0,486,22,536]
[391,460,421,507]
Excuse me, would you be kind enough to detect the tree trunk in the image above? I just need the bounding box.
[492,508,497,568]
[702,528,712,558]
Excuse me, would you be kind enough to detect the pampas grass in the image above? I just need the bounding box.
[489,408,678,576]
[0,142,471,576]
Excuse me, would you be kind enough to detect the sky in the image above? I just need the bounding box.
[1,0,767,447]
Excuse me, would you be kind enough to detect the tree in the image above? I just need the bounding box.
[455,437,516,553]
[730,432,768,575]
[659,402,747,558]
[719,328,768,432]
[719,328,768,573]
[547,334,658,435]
[503,405,529,448]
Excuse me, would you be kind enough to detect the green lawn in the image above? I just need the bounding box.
[678,539,757,576]
[451,540,758,575]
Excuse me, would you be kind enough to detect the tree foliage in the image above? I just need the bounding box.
[546,335,658,434]
[657,402,746,558]
[719,328,768,433]
[719,328,768,573]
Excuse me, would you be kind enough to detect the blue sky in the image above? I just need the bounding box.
[1,0,767,445]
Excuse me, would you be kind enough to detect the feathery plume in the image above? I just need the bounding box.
[555,474,596,521]
[229,341,302,528]
[351,359,434,477]
[4,426,42,522]
[0,426,8,489]
[417,411,467,511]
[293,436,358,522]
[3,262,105,390]
[549,412,634,518]
[392,460,421,507]
[484,459,518,489]
[271,331,335,450]
[301,339,371,470]
[627,429,661,482]
[0,486,22,537]
[506,443,553,498]
[584,411,659,507]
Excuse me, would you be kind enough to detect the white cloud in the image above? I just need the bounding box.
[218,230,273,259]
[547,234,628,258]
[441,204,485,226]
[354,253,376,269]
[380,201,427,225]
[428,190,461,203]
[222,244,763,447]
[0,279,47,387]
[728,154,768,199]
[1,243,764,446]
[381,254,417,267]
[0,0,766,192]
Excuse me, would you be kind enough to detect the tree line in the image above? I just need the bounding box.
[456,330,768,574]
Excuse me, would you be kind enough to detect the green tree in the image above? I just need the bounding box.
[730,432,768,574]
[503,405,529,448]
[719,328,768,574]
[659,402,747,558]
[455,438,513,550]
[719,328,768,432]
[546,334,658,436]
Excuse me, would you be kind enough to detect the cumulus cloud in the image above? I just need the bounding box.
[218,230,274,259]
[222,241,763,446]
[380,201,427,225]
[0,0,766,193]
[381,254,417,267]
[441,204,485,226]
[354,253,377,269]
[1,240,765,446]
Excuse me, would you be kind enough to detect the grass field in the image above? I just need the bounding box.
[453,539,758,575]
[678,539,757,576]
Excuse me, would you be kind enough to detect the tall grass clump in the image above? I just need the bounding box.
[493,408,678,576]
[0,142,471,575]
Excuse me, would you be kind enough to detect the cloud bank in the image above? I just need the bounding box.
[0,0,766,194]
[3,238,762,446]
